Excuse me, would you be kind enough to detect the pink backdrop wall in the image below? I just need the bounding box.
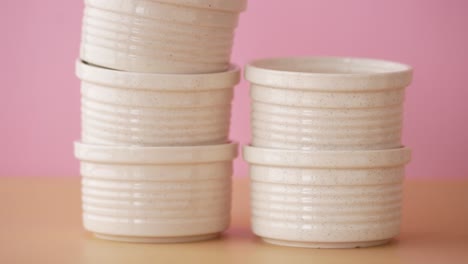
[1,0,467,177]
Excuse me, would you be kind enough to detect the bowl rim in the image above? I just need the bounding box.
[76,60,240,91]
[85,0,247,13]
[245,56,413,91]
[75,141,238,164]
[243,145,411,168]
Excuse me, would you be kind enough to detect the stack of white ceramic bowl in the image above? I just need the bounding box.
[74,0,246,243]
[243,57,413,248]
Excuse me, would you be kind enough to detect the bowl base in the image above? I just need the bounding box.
[262,238,391,249]
[94,233,220,243]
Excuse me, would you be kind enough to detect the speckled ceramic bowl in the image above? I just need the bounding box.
[76,60,239,146]
[75,141,238,243]
[245,57,413,150]
[81,0,247,73]
[243,145,411,248]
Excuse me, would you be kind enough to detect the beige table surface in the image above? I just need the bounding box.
[0,177,467,264]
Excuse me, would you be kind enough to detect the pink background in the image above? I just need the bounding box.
[1,0,467,177]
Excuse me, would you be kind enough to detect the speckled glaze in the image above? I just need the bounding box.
[245,57,413,150]
[81,0,247,73]
[76,60,239,146]
[74,141,237,242]
[243,145,411,248]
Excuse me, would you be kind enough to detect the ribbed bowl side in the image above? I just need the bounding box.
[81,105,231,146]
[81,161,232,237]
[80,83,233,146]
[251,99,404,150]
[250,165,404,243]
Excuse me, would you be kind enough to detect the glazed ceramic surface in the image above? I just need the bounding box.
[76,60,239,146]
[81,0,247,73]
[243,145,411,248]
[75,142,238,242]
[245,57,413,150]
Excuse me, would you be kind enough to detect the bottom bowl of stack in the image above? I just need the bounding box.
[74,142,237,243]
[243,145,411,248]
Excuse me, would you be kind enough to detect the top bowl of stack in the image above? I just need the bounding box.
[81,0,247,73]
[245,57,413,151]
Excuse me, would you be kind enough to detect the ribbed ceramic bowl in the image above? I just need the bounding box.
[81,0,247,73]
[76,60,239,146]
[245,57,413,150]
[75,141,238,243]
[243,145,411,248]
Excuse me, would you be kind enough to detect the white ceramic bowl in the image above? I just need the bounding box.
[81,0,247,73]
[245,57,412,150]
[243,145,411,248]
[76,60,239,146]
[75,141,238,243]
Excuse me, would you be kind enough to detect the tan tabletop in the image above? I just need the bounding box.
[0,177,467,264]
